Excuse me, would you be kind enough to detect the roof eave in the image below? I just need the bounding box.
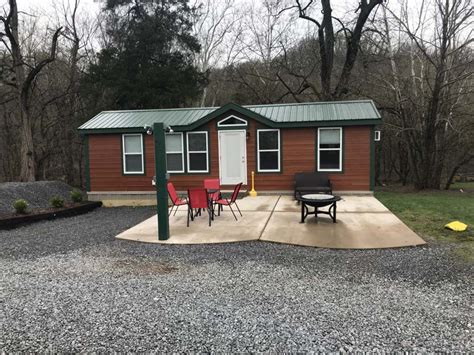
[272,118,381,128]
[77,118,381,135]
[77,127,148,135]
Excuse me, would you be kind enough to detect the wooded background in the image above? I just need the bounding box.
[1,0,473,189]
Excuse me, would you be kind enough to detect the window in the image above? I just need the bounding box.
[317,127,342,172]
[217,115,248,127]
[165,133,184,173]
[374,130,381,141]
[187,131,209,173]
[257,129,280,172]
[122,134,144,174]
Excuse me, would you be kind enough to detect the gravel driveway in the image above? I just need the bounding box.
[1,207,472,352]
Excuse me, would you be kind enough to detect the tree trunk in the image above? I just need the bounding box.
[445,165,459,190]
[445,154,473,190]
[200,86,208,107]
[1,0,61,182]
[333,0,383,98]
[6,0,35,181]
[19,110,35,181]
[319,0,334,99]
[296,0,383,100]
[64,46,80,185]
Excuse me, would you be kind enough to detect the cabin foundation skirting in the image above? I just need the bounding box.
[87,191,157,207]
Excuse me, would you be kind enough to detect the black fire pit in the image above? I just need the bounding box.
[296,193,341,223]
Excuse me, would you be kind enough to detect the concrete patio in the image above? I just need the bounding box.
[115,195,426,249]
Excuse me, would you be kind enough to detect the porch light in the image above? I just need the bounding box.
[144,125,173,135]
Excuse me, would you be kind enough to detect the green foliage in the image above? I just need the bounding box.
[13,199,28,214]
[70,189,83,203]
[83,0,205,109]
[50,196,65,208]
[450,181,474,191]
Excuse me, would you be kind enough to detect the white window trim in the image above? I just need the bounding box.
[186,131,209,173]
[257,129,281,172]
[217,115,248,127]
[166,132,185,173]
[122,133,144,175]
[374,130,381,141]
[317,127,342,172]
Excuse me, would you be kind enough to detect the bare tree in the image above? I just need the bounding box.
[284,0,384,100]
[192,0,241,106]
[51,0,98,185]
[0,0,61,181]
[231,0,295,104]
[370,0,474,189]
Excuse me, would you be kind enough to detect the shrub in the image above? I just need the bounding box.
[50,196,64,208]
[13,199,28,214]
[70,189,83,203]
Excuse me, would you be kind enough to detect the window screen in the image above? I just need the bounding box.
[318,128,342,171]
[257,129,280,172]
[122,134,144,174]
[165,133,184,173]
[187,132,209,172]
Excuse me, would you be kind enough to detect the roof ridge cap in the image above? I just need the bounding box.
[244,99,374,108]
[100,106,218,114]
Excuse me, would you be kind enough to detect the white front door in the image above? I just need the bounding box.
[218,130,247,185]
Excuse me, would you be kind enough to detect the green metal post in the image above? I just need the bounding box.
[154,122,170,240]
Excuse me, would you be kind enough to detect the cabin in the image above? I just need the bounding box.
[78,101,381,206]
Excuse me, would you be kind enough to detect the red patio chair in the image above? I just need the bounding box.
[204,178,222,216]
[187,188,212,227]
[214,182,243,221]
[167,182,187,216]
[204,178,221,201]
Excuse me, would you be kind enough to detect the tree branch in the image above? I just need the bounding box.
[21,27,62,108]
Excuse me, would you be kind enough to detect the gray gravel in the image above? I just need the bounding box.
[0,181,77,214]
[1,207,472,352]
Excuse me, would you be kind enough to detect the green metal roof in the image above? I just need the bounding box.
[78,100,381,132]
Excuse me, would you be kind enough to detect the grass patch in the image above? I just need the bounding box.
[375,190,474,262]
[450,181,474,191]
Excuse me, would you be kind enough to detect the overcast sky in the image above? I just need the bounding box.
[5,0,358,18]
[1,0,449,56]
[1,0,102,21]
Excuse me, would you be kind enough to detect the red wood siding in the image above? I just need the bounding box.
[88,120,371,192]
[330,126,371,191]
[89,134,155,191]
[249,122,316,191]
